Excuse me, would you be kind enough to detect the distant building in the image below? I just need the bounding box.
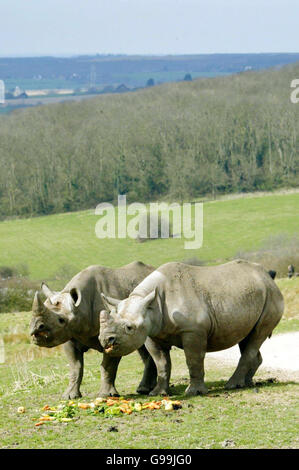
[6,86,28,99]
[12,86,22,97]
[0,80,5,104]
[115,84,130,93]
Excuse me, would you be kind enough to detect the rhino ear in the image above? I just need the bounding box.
[70,288,82,307]
[142,288,157,308]
[41,282,54,298]
[101,293,120,311]
[141,288,162,315]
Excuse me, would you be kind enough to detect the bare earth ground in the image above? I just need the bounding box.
[206,332,299,381]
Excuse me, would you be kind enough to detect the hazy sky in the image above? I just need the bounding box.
[0,0,298,57]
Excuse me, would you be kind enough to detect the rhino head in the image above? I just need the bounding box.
[29,283,81,348]
[98,289,157,357]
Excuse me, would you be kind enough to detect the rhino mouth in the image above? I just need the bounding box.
[32,330,54,347]
[103,340,120,354]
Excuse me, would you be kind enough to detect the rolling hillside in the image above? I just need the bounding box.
[0,62,298,219]
[0,192,298,282]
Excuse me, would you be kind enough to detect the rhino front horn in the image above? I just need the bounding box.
[32,291,45,314]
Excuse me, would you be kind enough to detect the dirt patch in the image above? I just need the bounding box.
[206,332,299,382]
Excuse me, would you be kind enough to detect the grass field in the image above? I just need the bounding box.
[0,192,298,283]
[0,191,298,448]
[0,310,298,449]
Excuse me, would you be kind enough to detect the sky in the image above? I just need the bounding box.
[0,0,298,57]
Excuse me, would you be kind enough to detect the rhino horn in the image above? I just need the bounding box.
[32,291,44,313]
[32,291,50,315]
[41,282,54,298]
[101,293,120,311]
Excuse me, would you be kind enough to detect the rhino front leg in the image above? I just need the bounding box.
[136,344,157,394]
[144,338,171,396]
[99,353,121,397]
[62,340,85,399]
[182,332,208,396]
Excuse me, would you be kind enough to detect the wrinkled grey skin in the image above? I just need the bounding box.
[99,260,284,396]
[29,261,157,399]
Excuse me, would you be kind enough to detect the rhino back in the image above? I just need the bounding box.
[63,262,154,338]
[141,260,283,351]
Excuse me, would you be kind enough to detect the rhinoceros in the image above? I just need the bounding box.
[98,260,284,396]
[29,261,157,399]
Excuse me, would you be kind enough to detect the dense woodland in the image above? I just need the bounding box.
[0,63,298,218]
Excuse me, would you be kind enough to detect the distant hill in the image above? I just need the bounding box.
[1,53,299,89]
[0,62,298,219]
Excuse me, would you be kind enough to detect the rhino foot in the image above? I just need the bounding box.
[136,379,157,395]
[185,383,208,396]
[62,389,82,400]
[98,387,120,398]
[136,385,151,394]
[149,386,170,397]
[225,378,246,390]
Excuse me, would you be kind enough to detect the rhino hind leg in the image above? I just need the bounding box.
[226,291,283,390]
[226,322,275,390]
[225,339,264,390]
[136,345,157,394]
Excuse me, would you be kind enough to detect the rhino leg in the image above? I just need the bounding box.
[238,337,263,387]
[182,332,208,396]
[136,345,157,394]
[226,329,266,390]
[62,340,86,399]
[99,353,121,397]
[144,338,171,396]
[225,302,281,390]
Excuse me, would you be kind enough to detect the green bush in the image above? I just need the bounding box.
[0,277,38,313]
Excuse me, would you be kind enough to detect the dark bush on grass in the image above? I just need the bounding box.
[235,234,299,278]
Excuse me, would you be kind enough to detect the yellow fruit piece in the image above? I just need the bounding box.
[164,403,174,411]
[17,407,25,414]
[61,418,72,422]
[78,403,90,409]
[134,403,142,412]
[94,397,105,405]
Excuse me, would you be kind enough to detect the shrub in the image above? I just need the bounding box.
[181,257,206,266]
[0,277,38,313]
[136,212,174,243]
[235,234,299,278]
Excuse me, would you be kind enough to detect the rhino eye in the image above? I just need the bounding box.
[58,317,65,324]
[125,324,134,333]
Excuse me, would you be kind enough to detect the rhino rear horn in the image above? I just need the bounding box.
[101,293,120,311]
[41,282,54,298]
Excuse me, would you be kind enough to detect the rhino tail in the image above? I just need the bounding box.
[268,270,276,280]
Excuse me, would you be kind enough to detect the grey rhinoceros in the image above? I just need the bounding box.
[99,260,284,396]
[29,261,157,399]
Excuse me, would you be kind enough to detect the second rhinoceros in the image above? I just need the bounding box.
[99,260,284,396]
[29,261,156,398]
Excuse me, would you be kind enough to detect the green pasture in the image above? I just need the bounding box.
[0,311,298,449]
[0,192,298,283]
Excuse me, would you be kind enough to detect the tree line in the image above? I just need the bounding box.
[0,63,298,219]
